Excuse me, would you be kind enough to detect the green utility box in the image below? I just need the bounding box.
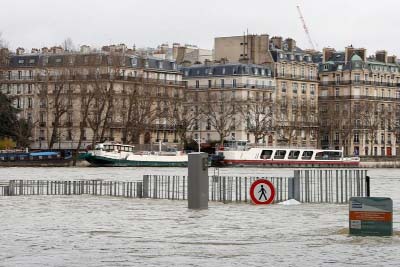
[349,197,393,236]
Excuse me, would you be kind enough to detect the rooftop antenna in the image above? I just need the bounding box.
[296,5,317,50]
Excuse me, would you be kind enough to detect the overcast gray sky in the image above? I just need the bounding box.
[1,0,400,56]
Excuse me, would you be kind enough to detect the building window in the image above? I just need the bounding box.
[221,79,224,88]
[335,88,340,97]
[335,75,341,84]
[292,83,298,94]
[208,80,212,88]
[18,71,22,80]
[310,84,315,95]
[354,74,360,83]
[281,82,287,93]
[233,79,237,88]
[28,84,32,94]
[28,98,32,108]
[301,84,306,94]
[195,80,199,89]
[354,132,359,143]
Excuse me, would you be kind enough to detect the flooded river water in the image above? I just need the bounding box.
[0,167,399,266]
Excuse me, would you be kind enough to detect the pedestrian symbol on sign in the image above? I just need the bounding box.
[258,185,268,201]
[250,179,275,205]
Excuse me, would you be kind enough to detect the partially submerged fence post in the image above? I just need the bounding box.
[142,175,149,198]
[288,170,301,201]
[137,182,143,198]
[188,152,209,209]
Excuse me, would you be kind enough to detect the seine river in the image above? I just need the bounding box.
[0,167,399,266]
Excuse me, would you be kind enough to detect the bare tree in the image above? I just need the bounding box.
[62,37,75,52]
[239,95,274,144]
[200,90,241,145]
[122,81,155,144]
[275,97,300,146]
[47,75,69,149]
[0,32,8,49]
[73,83,95,165]
[169,91,197,147]
[87,81,113,147]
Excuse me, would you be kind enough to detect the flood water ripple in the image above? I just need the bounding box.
[0,167,399,266]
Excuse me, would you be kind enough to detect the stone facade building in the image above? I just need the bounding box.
[318,47,400,156]
[0,45,185,150]
[181,62,275,144]
[214,34,319,147]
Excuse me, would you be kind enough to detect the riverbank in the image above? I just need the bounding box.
[359,156,400,168]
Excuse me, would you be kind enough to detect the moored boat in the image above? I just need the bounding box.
[84,142,188,167]
[211,140,360,168]
[0,150,72,167]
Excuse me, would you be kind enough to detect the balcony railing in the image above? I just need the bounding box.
[0,74,186,87]
[190,83,275,90]
[319,95,399,101]
[275,73,318,81]
[320,80,400,87]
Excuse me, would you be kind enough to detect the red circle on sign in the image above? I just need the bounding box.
[250,179,275,205]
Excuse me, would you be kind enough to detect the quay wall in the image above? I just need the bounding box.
[360,157,400,168]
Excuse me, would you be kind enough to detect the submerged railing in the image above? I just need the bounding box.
[0,169,368,204]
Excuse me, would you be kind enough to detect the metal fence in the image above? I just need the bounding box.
[295,169,368,203]
[0,169,368,204]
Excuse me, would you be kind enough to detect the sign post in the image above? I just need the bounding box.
[188,152,209,210]
[250,179,275,205]
[349,197,393,236]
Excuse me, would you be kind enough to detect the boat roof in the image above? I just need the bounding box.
[30,151,59,156]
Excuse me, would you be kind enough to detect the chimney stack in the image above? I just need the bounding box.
[375,50,388,63]
[16,47,25,55]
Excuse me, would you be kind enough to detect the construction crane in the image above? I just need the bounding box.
[296,5,317,50]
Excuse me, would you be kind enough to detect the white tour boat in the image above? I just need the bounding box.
[211,140,360,168]
[84,142,188,167]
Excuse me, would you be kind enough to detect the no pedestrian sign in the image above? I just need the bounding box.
[250,179,275,205]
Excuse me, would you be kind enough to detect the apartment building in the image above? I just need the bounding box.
[318,47,400,156]
[214,34,319,147]
[181,62,275,144]
[0,45,185,150]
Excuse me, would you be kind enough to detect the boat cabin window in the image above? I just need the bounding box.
[301,151,313,160]
[260,150,272,159]
[315,151,342,160]
[288,150,300,160]
[274,150,286,159]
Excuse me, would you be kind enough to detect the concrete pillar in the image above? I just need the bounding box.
[142,175,149,198]
[137,182,143,198]
[289,170,301,201]
[188,152,209,209]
